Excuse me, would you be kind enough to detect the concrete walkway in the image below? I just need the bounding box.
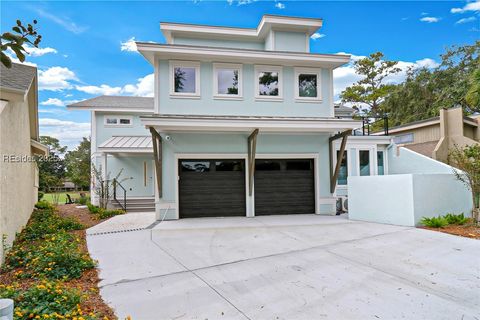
[87,214,480,320]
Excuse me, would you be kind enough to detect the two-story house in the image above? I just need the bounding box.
[69,15,395,219]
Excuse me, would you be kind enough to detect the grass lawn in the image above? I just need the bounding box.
[42,191,90,204]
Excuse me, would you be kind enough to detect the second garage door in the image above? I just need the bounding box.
[254,159,315,215]
[179,159,246,218]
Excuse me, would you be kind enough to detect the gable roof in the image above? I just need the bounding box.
[67,95,154,112]
[0,62,37,93]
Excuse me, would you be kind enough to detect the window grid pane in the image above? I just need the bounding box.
[217,69,239,95]
[337,150,348,185]
[174,67,196,93]
[258,71,279,96]
[298,74,317,98]
[359,150,370,176]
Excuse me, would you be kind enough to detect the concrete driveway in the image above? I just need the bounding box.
[87,214,480,320]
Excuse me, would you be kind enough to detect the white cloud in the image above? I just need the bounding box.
[38,66,78,91]
[420,16,440,23]
[76,73,154,97]
[35,8,87,34]
[310,33,326,40]
[333,53,439,98]
[24,45,57,57]
[227,0,256,5]
[122,73,154,97]
[275,2,285,9]
[40,98,80,107]
[75,84,122,95]
[40,98,64,107]
[456,16,477,24]
[120,37,137,52]
[39,118,90,150]
[451,0,480,13]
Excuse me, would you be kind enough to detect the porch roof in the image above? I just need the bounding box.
[140,114,361,133]
[99,136,152,153]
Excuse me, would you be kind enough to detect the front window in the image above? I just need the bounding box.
[337,150,348,185]
[255,66,282,99]
[170,61,200,97]
[359,150,371,176]
[377,151,385,175]
[213,64,242,98]
[104,116,132,126]
[295,68,321,101]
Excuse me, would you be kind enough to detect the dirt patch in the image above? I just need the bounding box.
[421,224,480,239]
[0,205,117,319]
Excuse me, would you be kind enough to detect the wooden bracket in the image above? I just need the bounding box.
[329,130,351,193]
[149,127,163,198]
[247,129,259,196]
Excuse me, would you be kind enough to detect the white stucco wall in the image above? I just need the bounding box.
[0,99,38,262]
[348,146,472,226]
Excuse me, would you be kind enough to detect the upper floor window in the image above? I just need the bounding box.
[295,68,322,101]
[213,63,242,99]
[104,116,132,127]
[170,61,200,98]
[255,65,283,100]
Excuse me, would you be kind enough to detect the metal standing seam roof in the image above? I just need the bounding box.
[99,136,152,150]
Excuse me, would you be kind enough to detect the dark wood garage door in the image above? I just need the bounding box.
[179,159,246,218]
[254,159,315,215]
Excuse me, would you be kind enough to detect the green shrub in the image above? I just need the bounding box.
[19,209,84,241]
[421,216,449,228]
[38,191,44,201]
[98,209,126,219]
[87,202,101,214]
[77,196,88,205]
[0,281,96,319]
[34,200,53,210]
[5,231,95,280]
[444,213,469,225]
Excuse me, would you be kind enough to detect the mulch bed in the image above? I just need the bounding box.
[0,204,117,319]
[420,223,480,239]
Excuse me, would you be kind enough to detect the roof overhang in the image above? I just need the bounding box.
[140,115,361,133]
[98,136,153,154]
[160,15,323,43]
[67,105,153,113]
[136,43,350,68]
[31,139,49,156]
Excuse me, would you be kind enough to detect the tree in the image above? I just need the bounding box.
[65,137,91,190]
[449,144,480,223]
[91,165,124,209]
[37,136,66,193]
[383,41,480,127]
[340,52,401,116]
[1,19,42,68]
[466,68,480,109]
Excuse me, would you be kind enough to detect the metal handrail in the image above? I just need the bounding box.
[113,178,127,211]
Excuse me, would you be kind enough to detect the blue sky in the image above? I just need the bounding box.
[1,0,479,149]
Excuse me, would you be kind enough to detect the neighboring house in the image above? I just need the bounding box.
[68,15,470,224]
[0,63,48,262]
[375,107,479,162]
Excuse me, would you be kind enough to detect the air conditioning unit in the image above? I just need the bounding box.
[336,196,348,214]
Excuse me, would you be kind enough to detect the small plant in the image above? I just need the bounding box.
[34,200,53,210]
[87,202,101,214]
[98,209,126,219]
[4,231,95,280]
[444,213,469,225]
[0,281,95,319]
[19,209,84,241]
[77,195,88,205]
[37,191,44,201]
[421,216,448,228]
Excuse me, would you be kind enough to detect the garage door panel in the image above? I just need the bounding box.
[255,159,315,216]
[179,159,246,218]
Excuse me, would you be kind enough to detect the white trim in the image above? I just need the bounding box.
[169,60,201,98]
[154,58,160,114]
[91,111,96,154]
[305,32,310,52]
[103,115,133,127]
[67,106,153,113]
[294,67,322,102]
[212,63,243,100]
[137,43,350,69]
[254,65,283,101]
[174,153,249,219]
[329,68,334,117]
[142,116,361,133]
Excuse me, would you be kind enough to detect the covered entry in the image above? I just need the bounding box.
[254,159,315,215]
[178,159,246,218]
